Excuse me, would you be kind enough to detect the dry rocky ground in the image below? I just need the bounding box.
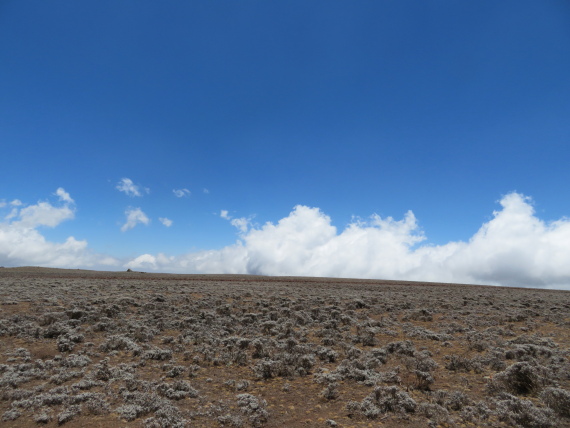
[0,267,569,427]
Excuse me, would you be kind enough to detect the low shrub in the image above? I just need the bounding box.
[2,409,21,422]
[487,362,551,396]
[236,393,269,427]
[346,386,416,419]
[539,387,570,417]
[494,393,555,428]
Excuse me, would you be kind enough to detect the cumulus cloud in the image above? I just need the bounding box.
[55,187,74,203]
[230,217,250,234]
[116,178,148,197]
[4,208,18,221]
[173,188,191,198]
[125,253,159,270]
[14,202,75,228]
[121,208,150,232]
[220,210,252,233]
[11,189,75,229]
[159,217,173,227]
[0,189,118,268]
[125,193,570,289]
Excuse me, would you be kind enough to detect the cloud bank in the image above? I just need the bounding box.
[127,193,570,289]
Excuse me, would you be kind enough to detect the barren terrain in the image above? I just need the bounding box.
[0,267,569,427]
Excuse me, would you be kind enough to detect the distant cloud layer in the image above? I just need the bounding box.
[1,190,570,289]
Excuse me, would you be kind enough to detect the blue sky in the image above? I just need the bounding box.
[1,1,570,288]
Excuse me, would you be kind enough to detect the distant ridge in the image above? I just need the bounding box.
[1,266,565,292]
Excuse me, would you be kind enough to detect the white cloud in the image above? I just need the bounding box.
[203,188,210,194]
[55,187,74,203]
[10,188,75,229]
[116,178,148,197]
[230,217,250,234]
[220,210,251,233]
[0,189,118,268]
[121,208,150,232]
[159,217,173,227]
[125,193,570,289]
[15,202,75,228]
[4,208,18,221]
[173,188,191,198]
[10,199,22,206]
[125,253,158,270]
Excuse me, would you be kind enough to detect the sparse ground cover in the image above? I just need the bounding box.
[0,267,569,427]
